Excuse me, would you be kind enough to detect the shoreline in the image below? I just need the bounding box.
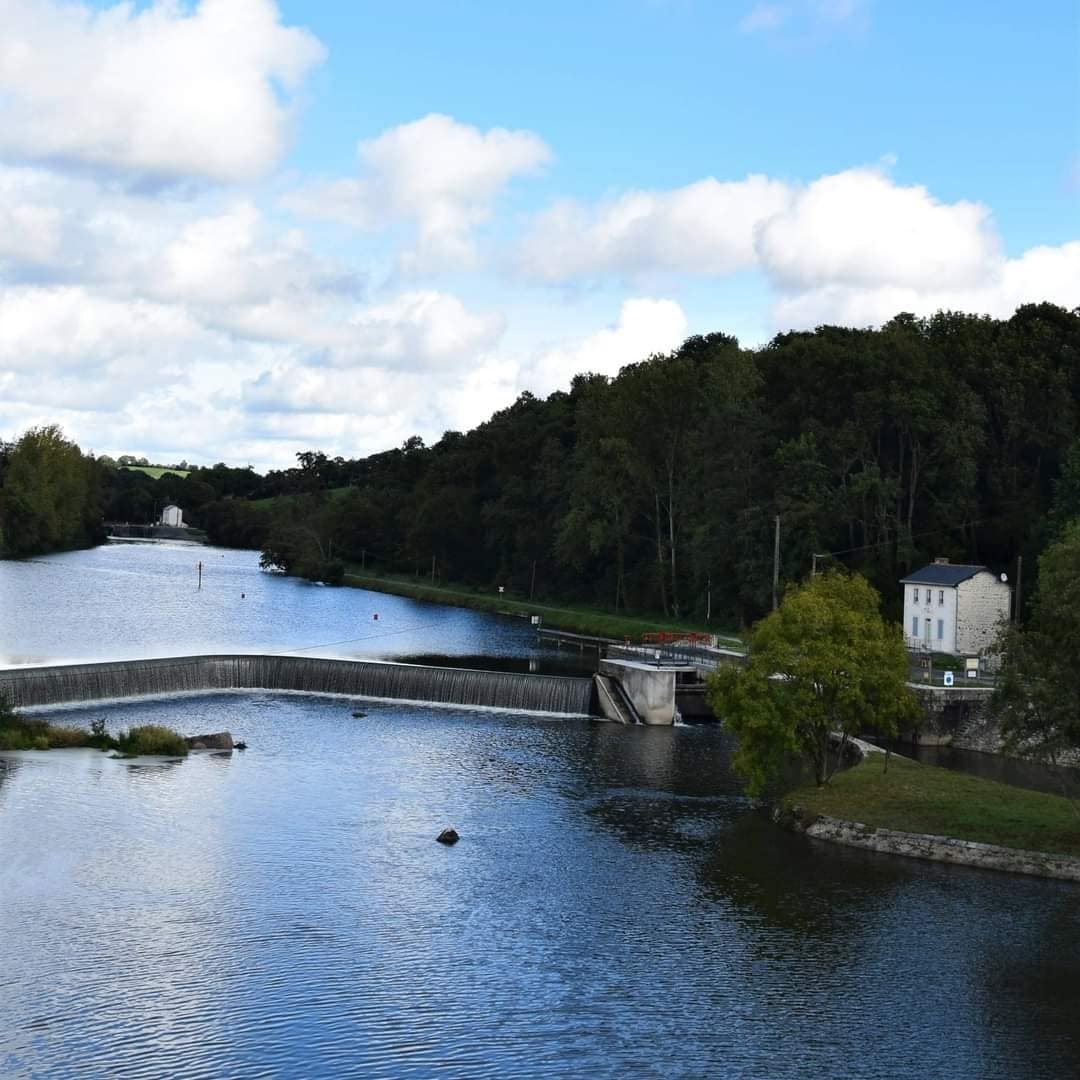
[339,567,743,646]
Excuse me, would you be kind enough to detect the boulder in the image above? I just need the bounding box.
[436,828,460,846]
[184,731,234,751]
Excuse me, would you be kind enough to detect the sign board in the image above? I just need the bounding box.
[530,615,541,626]
[498,586,505,594]
[966,657,979,679]
[943,670,955,687]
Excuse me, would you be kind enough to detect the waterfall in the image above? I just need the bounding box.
[0,655,595,716]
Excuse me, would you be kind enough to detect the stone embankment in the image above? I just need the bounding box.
[777,737,1080,883]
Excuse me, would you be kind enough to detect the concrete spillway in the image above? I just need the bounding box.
[0,655,596,716]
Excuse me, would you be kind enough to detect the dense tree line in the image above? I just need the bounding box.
[5,304,1079,627]
[242,303,1080,623]
[0,426,106,557]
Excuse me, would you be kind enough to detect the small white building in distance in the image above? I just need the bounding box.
[900,559,1011,657]
[160,504,184,528]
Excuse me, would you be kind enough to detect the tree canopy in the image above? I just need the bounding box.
[992,520,1080,760]
[707,572,918,795]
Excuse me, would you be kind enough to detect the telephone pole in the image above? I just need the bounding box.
[772,515,781,610]
[1015,554,1023,623]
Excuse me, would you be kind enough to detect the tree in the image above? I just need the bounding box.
[992,520,1080,759]
[707,571,917,794]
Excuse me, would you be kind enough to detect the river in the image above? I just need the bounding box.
[1,543,1079,1078]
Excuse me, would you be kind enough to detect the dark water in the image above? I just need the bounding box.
[0,542,549,667]
[2,693,1080,1079]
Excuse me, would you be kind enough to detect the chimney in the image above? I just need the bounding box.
[933,557,950,565]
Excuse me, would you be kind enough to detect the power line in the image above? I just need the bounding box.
[817,519,985,559]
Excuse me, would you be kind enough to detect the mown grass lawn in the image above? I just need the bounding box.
[784,753,1080,858]
[341,567,744,647]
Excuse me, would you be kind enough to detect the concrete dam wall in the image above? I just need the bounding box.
[0,655,596,716]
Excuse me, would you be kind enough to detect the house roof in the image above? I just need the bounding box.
[899,564,991,587]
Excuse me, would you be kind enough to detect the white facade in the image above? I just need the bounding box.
[160,504,183,528]
[903,581,959,653]
[901,566,1010,658]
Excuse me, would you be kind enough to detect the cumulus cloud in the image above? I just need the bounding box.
[755,168,999,290]
[0,0,325,183]
[283,114,551,272]
[519,176,791,281]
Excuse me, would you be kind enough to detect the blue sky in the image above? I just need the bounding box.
[0,0,1076,468]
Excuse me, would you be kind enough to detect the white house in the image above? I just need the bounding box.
[900,559,1011,657]
[160,504,184,528]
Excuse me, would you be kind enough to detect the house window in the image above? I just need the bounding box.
[938,590,944,606]
[912,616,919,638]
[914,587,919,603]
[937,619,944,640]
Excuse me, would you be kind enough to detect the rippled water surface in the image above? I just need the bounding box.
[2,694,1080,1079]
[0,542,552,667]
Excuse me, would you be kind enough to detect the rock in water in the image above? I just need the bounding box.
[184,731,234,751]
[436,828,460,846]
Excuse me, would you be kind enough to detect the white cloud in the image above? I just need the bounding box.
[519,176,792,281]
[740,4,790,33]
[755,167,999,290]
[522,298,689,396]
[283,114,551,272]
[772,241,1080,328]
[0,0,325,183]
[740,0,866,35]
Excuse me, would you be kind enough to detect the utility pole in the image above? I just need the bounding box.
[772,515,781,610]
[361,548,366,571]
[197,560,202,590]
[530,560,537,601]
[1015,554,1023,623]
[706,573,712,622]
[431,555,436,585]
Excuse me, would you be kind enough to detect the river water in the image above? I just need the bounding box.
[1,544,1079,1078]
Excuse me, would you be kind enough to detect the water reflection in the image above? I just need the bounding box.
[2,694,1080,1079]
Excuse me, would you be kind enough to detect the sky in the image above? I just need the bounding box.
[0,0,1076,471]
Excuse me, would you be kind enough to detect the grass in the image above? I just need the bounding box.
[784,753,1080,858]
[340,565,744,645]
[119,465,190,479]
[0,696,188,756]
[115,725,189,757]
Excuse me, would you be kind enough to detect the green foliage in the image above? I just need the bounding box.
[0,694,100,750]
[116,725,189,757]
[707,572,918,794]
[0,425,105,557]
[993,519,1080,758]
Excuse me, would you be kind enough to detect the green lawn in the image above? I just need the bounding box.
[119,465,190,479]
[784,753,1080,858]
[341,566,744,646]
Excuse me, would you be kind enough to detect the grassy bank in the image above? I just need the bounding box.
[783,753,1080,858]
[340,566,743,646]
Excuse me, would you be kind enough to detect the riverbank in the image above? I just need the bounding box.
[341,566,743,646]
[780,751,1080,872]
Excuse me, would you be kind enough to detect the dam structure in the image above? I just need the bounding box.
[0,654,596,716]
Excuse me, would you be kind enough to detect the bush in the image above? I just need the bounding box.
[45,725,93,748]
[117,725,188,757]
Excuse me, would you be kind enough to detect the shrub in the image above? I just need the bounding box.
[117,725,189,757]
[45,725,93,748]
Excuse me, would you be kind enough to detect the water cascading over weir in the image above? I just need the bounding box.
[0,655,596,716]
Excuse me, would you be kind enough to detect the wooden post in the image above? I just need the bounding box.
[1015,554,1023,623]
[530,560,537,601]
[197,560,202,590]
[431,555,436,584]
[772,515,780,610]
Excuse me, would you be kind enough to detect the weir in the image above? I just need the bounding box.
[0,655,596,716]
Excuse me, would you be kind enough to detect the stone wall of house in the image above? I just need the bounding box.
[954,571,1011,659]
